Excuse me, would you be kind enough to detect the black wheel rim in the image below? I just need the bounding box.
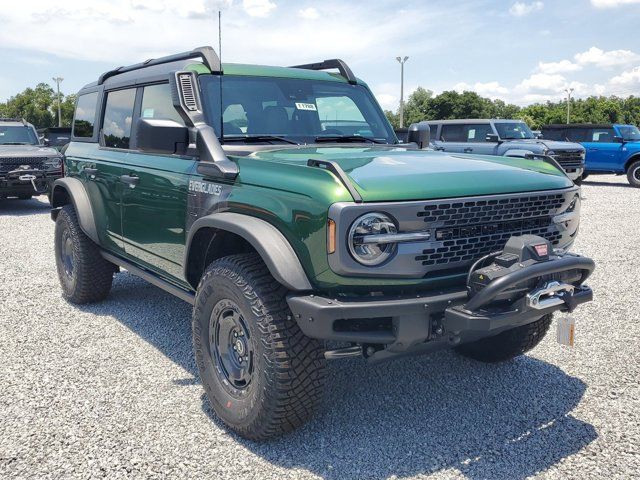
[209,299,254,397]
[634,166,640,181]
[60,229,74,278]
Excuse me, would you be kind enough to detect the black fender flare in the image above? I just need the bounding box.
[185,212,313,292]
[50,177,99,244]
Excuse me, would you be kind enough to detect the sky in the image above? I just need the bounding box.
[1,0,639,110]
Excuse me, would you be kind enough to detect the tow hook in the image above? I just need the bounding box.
[18,174,48,194]
[526,281,575,310]
[324,345,362,360]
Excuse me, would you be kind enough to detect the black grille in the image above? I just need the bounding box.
[552,151,584,169]
[0,157,45,174]
[415,192,566,268]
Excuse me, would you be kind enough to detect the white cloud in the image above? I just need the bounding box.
[509,1,544,16]
[610,66,640,85]
[591,0,640,7]
[574,46,639,68]
[242,0,276,17]
[594,83,607,95]
[298,7,319,20]
[537,59,581,74]
[453,81,509,99]
[375,93,397,111]
[517,73,567,92]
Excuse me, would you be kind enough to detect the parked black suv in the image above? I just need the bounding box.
[0,118,63,201]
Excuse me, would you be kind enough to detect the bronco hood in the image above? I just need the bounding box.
[249,146,573,202]
[509,139,584,151]
[0,144,60,158]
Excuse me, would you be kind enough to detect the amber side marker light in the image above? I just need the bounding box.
[327,219,336,254]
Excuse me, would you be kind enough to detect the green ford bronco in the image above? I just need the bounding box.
[51,47,595,440]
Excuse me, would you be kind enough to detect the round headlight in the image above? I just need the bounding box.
[348,212,397,266]
[45,157,62,169]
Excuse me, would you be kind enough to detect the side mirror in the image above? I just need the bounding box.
[136,118,189,155]
[613,135,625,143]
[407,122,430,149]
[535,133,544,139]
[485,133,500,142]
[43,138,50,146]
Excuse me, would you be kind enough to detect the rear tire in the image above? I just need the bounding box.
[192,253,326,440]
[627,160,640,187]
[455,314,552,363]
[54,204,114,304]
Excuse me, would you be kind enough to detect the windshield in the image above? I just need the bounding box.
[200,75,396,144]
[494,122,535,140]
[618,125,640,141]
[0,125,39,145]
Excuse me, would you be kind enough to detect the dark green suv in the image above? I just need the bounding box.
[51,47,595,440]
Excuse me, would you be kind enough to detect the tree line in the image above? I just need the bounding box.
[0,83,76,128]
[385,87,640,130]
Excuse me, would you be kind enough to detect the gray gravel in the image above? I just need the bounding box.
[1,175,639,480]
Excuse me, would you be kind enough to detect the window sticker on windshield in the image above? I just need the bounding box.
[295,102,317,111]
[142,108,155,118]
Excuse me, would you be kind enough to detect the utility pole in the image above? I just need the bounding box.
[564,87,574,124]
[396,56,409,128]
[52,77,64,127]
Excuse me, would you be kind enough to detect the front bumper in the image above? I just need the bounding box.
[287,253,594,361]
[0,169,61,196]
[564,167,584,181]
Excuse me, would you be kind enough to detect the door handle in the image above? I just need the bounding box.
[120,174,139,188]
[463,147,473,153]
[83,167,98,178]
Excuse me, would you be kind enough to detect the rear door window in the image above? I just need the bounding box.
[102,88,136,149]
[440,124,466,142]
[73,92,99,138]
[564,128,589,142]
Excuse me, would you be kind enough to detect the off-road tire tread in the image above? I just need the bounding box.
[455,314,553,363]
[55,204,113,304]
[626,160,640,187]
[193,253,326,440]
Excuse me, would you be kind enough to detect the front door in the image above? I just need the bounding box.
[120,83,194,283]
[582,127,622,172]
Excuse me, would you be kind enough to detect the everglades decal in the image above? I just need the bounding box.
[189,180,223,196]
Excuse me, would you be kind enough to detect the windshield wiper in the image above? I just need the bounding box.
[222,135,299,145]
[315,135,385,144]
[1,142,31,145]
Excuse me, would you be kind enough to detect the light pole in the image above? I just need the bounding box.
[52,77,64,127]
[396,56,409,128]
[564,87,574,124]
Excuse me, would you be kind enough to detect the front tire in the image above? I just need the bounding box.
[627,160,640,187]
[54,204,114,304]
[455,314,552,363]
[192,253,326,440]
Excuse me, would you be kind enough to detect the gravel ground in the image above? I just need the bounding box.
[0,175,638,480]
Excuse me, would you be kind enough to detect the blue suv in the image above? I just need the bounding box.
[542,124,640,187]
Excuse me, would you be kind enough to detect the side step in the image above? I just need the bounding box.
[101,251,195,305]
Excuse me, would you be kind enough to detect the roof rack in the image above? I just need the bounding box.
[291,59,357,84]
[98,46,221,85]
[0,117,27,125]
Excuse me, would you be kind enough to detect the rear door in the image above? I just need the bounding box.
[437,124,468,153]
[120,83,195,283]
[68,89,127,254]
